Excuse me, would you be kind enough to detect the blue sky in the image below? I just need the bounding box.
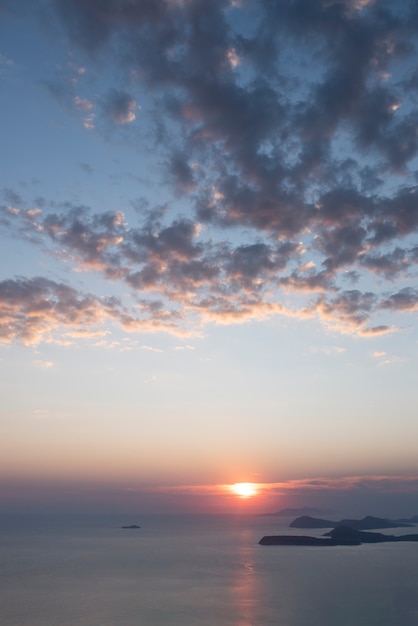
[1,0,418,515]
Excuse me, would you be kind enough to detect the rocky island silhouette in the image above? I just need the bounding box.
[259,514,418,547]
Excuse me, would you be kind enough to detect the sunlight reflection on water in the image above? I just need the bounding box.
[232,530,258,625]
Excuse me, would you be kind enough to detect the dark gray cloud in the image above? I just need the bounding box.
[380,287,418,311]
[280,270,333,293]
[101,88,137,125]
[44,0,418,187]
[317,289,378,328]
[360,247,410,278]
[226,242,300,291]
[169,153,197,194]
[359,325,395,336]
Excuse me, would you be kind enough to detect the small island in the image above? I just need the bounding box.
[121,524,141,529]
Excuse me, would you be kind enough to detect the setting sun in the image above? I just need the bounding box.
[230,482,258,498]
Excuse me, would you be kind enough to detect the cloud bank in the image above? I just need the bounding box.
[2,0,418,344]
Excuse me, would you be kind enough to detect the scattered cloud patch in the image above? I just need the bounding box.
[101,89,137,125]
[73,96,94,111]
[0,277,127,345]
[83,113,95,129]
[358,325,398,337]
[33,359,54,368]
[310,345,346,356]
[377,355,403,367]
[0,53,14,74]
[141,345,163,353]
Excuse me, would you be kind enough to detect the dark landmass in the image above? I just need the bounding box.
[325,526,418,543]
[337,516,414,530]
[259,535,348,546]
[290,515,414,530]
[259,526,418,547]
[290,515,338,528]
[263,507,330,517]
[395,515,418,524]
[121,524,141,529]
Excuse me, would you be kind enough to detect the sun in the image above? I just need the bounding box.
[230,482,258,498]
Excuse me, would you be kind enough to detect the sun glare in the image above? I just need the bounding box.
[230,482,258,498]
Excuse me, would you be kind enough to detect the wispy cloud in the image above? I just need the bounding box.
[33,359,54,368]
[73,96,94,111]
[144,474,418,497]
[141,345,163,353]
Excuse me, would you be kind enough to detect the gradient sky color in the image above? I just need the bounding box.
[1,0,418,516]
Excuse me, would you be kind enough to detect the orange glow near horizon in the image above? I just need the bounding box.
[229,482,259,498]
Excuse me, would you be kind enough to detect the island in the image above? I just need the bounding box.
[121,524,141,529]
[259,526,418,547]
[289,515,414,530]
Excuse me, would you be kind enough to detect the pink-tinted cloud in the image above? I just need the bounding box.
[0,277,125,345]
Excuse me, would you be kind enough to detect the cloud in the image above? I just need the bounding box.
[141,345,163,353]
[0,272,210,345]
[153,473,418,498]
[0,276,126,345]
[1,188,417,339]
[33,359,54,368]
[1,1,418,342]
[380,288,418,312]
[83,113,95,129]
[377,355,402,367]
[169,153,197,193]
[101,89,137,125]
[360,247,410,278]
[73,96,94,111]
[315,289,377,330]
[310,345,346,356]
[358,325,397,336]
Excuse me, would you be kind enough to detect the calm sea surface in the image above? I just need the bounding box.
[1,514,418,626]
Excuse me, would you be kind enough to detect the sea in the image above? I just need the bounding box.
[1,513,418,626]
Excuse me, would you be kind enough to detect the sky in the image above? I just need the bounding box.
[1,0,418,516]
